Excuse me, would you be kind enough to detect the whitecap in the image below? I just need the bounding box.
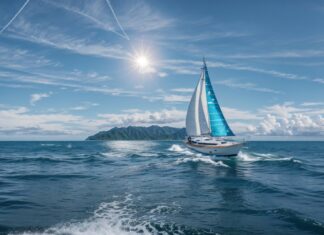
[149,203,180,215]
[237,151,299,163]
[10,195,166,235]
[176,156,230,168]
[168,144,194,155]
[40,143,58,147]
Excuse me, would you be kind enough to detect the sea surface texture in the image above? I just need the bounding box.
[0,141,323,235]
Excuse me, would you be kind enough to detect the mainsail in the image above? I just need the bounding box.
[186,59,234,137]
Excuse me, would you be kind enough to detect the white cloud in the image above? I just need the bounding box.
[171,88,194,93]
[30,92,51,105]
[0,107,84,136]
[122,108,142,113]
[214,79,282,94]
[162,59,324,84]
[158,72,168,77]
[119,1,174,32]
[258,113,324,136]
[71,106,87,111]
[70,102,99,111]
[222,50,324,59]
[301,102,324,106]
[0,107,187,140]
[98,109,186,127]
[255,103,324,136]
[9,19,129,60]
[163,95,191,103]
[0,45,56,69]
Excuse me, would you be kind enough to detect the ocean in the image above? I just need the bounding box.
[0,141,323,235]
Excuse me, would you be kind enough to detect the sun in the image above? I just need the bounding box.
[135,55,149,69]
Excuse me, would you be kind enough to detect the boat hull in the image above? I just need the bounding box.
[186,142,242,156]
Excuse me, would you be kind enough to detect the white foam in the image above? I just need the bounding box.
[169,144,230,168]
[176,156,230,168]
[237,151,298,163]
[168,144,185,152]
[11,195,170,235]
[40,143,58,147]
[149,203,180,215]
[252,152,276,157]
[168,144,194,155]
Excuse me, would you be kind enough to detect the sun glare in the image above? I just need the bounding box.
[136,56,149,69]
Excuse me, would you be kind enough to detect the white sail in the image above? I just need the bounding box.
[198,74,210,135]
[186,71,210,136]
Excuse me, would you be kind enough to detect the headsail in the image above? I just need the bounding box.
[185,59,234,137]
[203,60,234,137]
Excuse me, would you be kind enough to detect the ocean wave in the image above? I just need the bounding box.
[0,200,40,209]
[0,156,68,164]
[149,202,181,215]
[168,144,194,155]
[268,208,324,234]
[169,144,230,167]
[7,173,94,180]
[101,141,159,158]
[176,157,230,168]
[40,144,59,147]
[9,195,210,235]
[237,151,301,163]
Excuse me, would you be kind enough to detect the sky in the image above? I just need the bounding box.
[0,0,323,140]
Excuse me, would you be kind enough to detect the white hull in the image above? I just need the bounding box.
[186,137,243,156]
[186,142,242,156]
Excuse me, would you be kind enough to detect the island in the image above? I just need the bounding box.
[86,125,186,140]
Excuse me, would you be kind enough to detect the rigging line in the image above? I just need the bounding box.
[43,0,127,40]
[105,0,129,40]
[0,0,31,34]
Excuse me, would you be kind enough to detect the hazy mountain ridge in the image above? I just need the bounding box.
[86,125,186,140]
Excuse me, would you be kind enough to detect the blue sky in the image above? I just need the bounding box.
[0,0,323,140]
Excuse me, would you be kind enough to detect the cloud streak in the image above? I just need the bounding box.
[214,79,282,94]
[105,0,129,40]
[0,0,30,34]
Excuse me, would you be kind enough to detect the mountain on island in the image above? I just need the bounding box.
[86,125,186,140]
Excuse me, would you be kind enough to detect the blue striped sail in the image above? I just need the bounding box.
[203,64,235,137]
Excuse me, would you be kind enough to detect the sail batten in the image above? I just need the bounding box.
[186,59,234,137]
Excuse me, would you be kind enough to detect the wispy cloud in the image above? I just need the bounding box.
[221,50,324,59]
[214,79,282,94]
[0,0,30,34]
[171,88,194,93]
[301,102,324,106]
[70,102,99,111]
[163,95,191,103]
[30,92,52,106]
[119,1,174,32]
[0,68,142,97]
[8,19,129,60]
[162,59,324,84]
[43,0,129,40]
[0,45,57,69]
[104,0,129,40]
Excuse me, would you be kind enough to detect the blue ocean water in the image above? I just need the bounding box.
[0,141,323,235]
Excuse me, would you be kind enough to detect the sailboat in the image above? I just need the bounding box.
[185,58,243,156]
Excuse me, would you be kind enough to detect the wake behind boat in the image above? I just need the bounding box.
[185,59,243,156]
